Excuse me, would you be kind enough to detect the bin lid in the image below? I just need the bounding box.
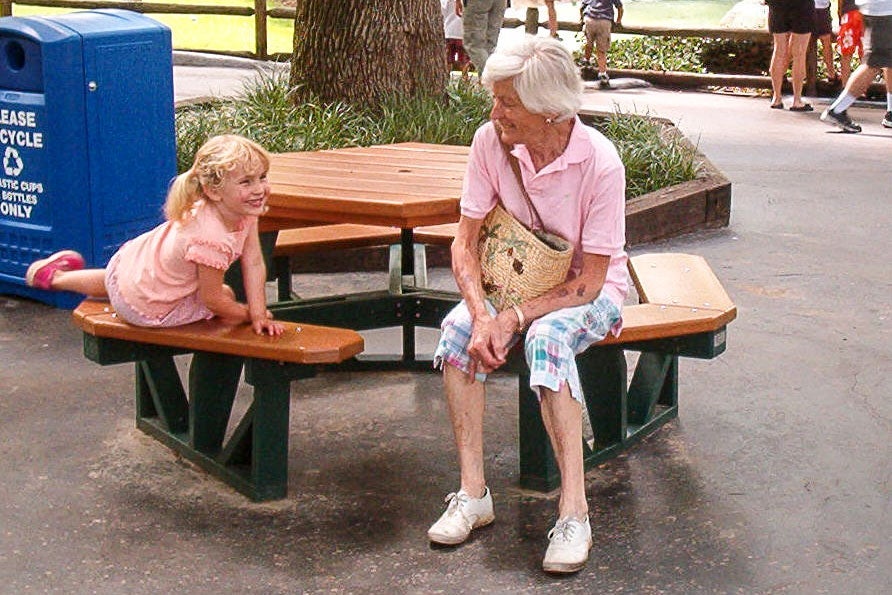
[37,9,170,38]
[0,15,79,44]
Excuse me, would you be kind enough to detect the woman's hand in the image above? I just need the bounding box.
[467,309,518,375]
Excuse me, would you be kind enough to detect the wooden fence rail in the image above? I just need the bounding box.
[0,0,771,62]
[7,1,858,96]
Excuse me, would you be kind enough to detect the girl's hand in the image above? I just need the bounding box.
[252,310,285,336]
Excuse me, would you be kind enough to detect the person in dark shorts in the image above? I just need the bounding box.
[814,0,839,82]
[821,0,892,132]
[767,0,814,110]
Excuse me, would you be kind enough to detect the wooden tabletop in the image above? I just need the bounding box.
[265,142,469,231]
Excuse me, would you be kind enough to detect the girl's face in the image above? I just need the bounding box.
[204,163,270,226]
[489,78,549,146]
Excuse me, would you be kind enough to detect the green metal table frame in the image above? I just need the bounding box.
[90,231,728,500]
[268,288,727,492]
[81,333,318,501]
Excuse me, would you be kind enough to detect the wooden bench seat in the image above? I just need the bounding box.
[413,223,458,246]
[271,222,458,300]
[72,299,364,501]
[272,224,402,300]
[273,223,401,256]
[602,252,735,346]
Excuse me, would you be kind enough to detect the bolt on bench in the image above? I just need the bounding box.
[72,299,364,501]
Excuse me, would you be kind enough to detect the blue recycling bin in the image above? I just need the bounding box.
[0,9,175,308]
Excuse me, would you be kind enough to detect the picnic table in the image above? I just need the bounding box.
[75,142,736,500]
[263,142,469,364]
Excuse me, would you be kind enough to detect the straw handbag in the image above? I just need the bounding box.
[478,152,574,311]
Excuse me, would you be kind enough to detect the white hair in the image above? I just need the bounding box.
[481,36,583,122]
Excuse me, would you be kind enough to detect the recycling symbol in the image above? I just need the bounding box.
[3,147,23,177]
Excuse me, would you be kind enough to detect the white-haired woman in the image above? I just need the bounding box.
[427,36,628,574]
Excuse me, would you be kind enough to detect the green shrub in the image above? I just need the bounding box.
[606,36,708,73]
[586,110,700,198]
[597,35,771,76]
[699,38,772,75]
[175,70,699,199]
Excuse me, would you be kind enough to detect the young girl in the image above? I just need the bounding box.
[25,134,284,336]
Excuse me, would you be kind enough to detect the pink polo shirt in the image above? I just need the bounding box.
[461,118,629,306]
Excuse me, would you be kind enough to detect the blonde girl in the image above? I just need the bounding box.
[26,134,284,336]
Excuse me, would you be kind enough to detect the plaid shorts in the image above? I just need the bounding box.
[434,294,622,404]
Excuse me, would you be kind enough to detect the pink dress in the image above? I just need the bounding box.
[105,201,254,327]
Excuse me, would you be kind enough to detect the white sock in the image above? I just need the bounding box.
[829,93,856,114]
[887,92,892,111]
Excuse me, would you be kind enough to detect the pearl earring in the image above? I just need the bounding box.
[545,118,553,125]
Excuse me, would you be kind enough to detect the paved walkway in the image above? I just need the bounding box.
[1,61,889,594]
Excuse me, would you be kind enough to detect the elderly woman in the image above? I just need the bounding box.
[426,36,628,574]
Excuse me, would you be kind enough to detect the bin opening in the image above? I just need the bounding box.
[4,41,25,71]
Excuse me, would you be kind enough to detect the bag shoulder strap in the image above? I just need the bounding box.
[500,143,545,231]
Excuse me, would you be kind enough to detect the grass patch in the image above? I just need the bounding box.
[14,0,739,58]
[175,70,699,199]
[11,0,295,55]
[619,0,737,29]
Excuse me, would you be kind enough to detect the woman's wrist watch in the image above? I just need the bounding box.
[511,304,526,333]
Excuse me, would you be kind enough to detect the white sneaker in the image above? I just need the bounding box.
[542,516,592,573]
[427,488,494,545]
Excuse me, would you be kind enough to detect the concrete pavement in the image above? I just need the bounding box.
[0,60,889,594]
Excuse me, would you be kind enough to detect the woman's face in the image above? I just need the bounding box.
[490,78,549,146]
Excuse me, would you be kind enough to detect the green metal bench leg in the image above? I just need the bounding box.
[218,359,293,500]
[627,352,678,426]
[274,255,294,301]
[517,368,560,491]
[136,357,189,434]
[247,360,292,500]
[189,352,244,453]
[578,346,627,452]
[517,346,628,491]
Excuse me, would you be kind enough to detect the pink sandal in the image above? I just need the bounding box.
[25,250,85,290]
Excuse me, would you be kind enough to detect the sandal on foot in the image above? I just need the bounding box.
[770,102,784,110]
[790,103,814,112]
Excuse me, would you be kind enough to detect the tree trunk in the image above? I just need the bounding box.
[290,0,447,106]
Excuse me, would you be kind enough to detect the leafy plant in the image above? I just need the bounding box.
[595,35,772,76]
[175,70,699,198]
[586,109,700,198]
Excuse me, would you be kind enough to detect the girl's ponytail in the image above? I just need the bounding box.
[163,169,203,222]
